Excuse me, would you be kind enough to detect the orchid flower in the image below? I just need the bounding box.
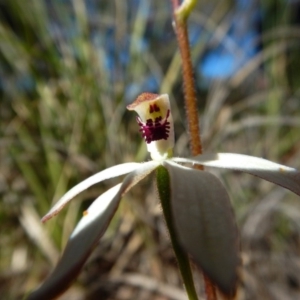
[27,93,300,300]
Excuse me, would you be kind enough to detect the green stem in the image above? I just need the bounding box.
[156,165,198,300]
[175,0,197,21]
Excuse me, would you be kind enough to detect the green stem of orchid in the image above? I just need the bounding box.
[156,165,198,300]
[175,0,197,22]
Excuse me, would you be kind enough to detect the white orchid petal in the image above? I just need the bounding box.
[164,161,239,295]
[28,160,159,300]
[71,160,160,239]
[42,162,141,222]
[28,184,122,300]
[173,153,300,196]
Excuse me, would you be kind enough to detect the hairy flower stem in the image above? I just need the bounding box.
[172,1,202,157]
[171,1,217,299]
[156,165,198,300]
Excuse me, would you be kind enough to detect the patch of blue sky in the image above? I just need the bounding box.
[198,0,261,81]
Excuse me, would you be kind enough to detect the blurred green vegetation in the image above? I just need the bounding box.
[1,0,300,299]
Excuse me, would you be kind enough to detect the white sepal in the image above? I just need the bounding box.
[164,160,239,295]
[42,162,141,222]
[28,184,122,300]
[28,160,159,300]
[172,153,300,196]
